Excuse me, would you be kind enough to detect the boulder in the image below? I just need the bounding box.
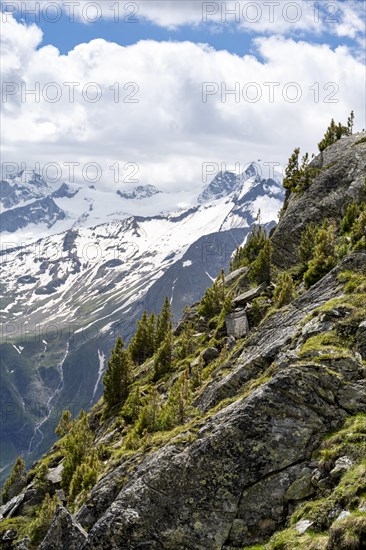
[46,462,63,485]
[233,283,267,307]
[335,510,351,522]
[201,347,220,362]
[294,520,314,534]
[224,267,250,287]
[356,320,366,358]
[330,456,353,479]
[284,474,316,501]
[225,309,249,339]
[0,492,25,519]
[40,505,87,550]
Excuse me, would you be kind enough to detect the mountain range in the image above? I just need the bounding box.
[0,163,284,478]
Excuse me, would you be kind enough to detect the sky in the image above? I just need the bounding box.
[1,0,365,196]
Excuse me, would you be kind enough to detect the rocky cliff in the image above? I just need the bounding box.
[1,132,366,550]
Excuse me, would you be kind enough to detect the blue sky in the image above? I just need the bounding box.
[5,0,365,56]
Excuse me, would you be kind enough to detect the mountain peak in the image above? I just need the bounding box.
[197,171,238,204]
[117,185,162,200]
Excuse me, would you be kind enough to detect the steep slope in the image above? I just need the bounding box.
[1,133,365,549]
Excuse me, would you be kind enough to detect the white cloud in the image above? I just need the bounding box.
[1,14,365,197]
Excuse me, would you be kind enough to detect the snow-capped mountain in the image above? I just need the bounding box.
[117,184,161,200]
[0,161,284,477]
[0,163,283,242]
[198,171,238,203]
[0,170,52,210]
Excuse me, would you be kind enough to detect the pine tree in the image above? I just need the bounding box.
[155,297,172,349]
[318,117,348,152]
[29,493,59,545]
[147,312,156,355]
[230,221,268,272]
[61,410,94,494]
[198,271,225,319]
[160,369,193,429]
[121,385,141,422]
[177,322,195,359]
[129,310,155,365]
[153,330,172,380]
[304,220,337,288]
[347,110,355,135]
[1,456,26,503]
[191,355,204,390]
[273,272,297,308]
[55,410,72,438]
[103,337,131,411]
[283,147,300,192]
[250,239,272,285]
[298,223,318,266]
[135,387,161,434]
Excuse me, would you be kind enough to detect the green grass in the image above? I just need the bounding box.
[353,136,366,146]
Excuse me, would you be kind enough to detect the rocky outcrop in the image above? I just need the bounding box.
[83,356,364,549]
[76,253,366,549]
[40,505,87,550]
[272,132,366,269]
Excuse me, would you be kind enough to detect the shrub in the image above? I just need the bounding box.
[303,221,337,288]
[29,494,59,545]
[1,456,26,504]
[230,223,268,272]
[198,271,225,320]
[250,239,272,285]
[273,272,297,308]
[159,370,193,430]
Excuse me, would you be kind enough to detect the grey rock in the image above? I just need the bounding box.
[14,537,31,549]
[76,464,127,530]
[335,510,351,522]
[0,492,25,519]
[225,309,249,339]
[46,462,63,485]
[201,347,220,362]
[222,335,236,351]
[224,267,250,287]
[294,519,314,534]
[272,132,366,270]
[233,283,267,306]
[40,505,87,550]
[330,456,353,479]
[82,355,363,549]
[285,474,316,501]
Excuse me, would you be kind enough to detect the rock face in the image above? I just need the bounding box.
[83,356,364,549]
[40,505,87,550]
[272,132,366,269]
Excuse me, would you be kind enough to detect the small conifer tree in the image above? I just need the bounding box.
[103,337,131,411]
[155,297,172,349]
[153,330,172,380]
